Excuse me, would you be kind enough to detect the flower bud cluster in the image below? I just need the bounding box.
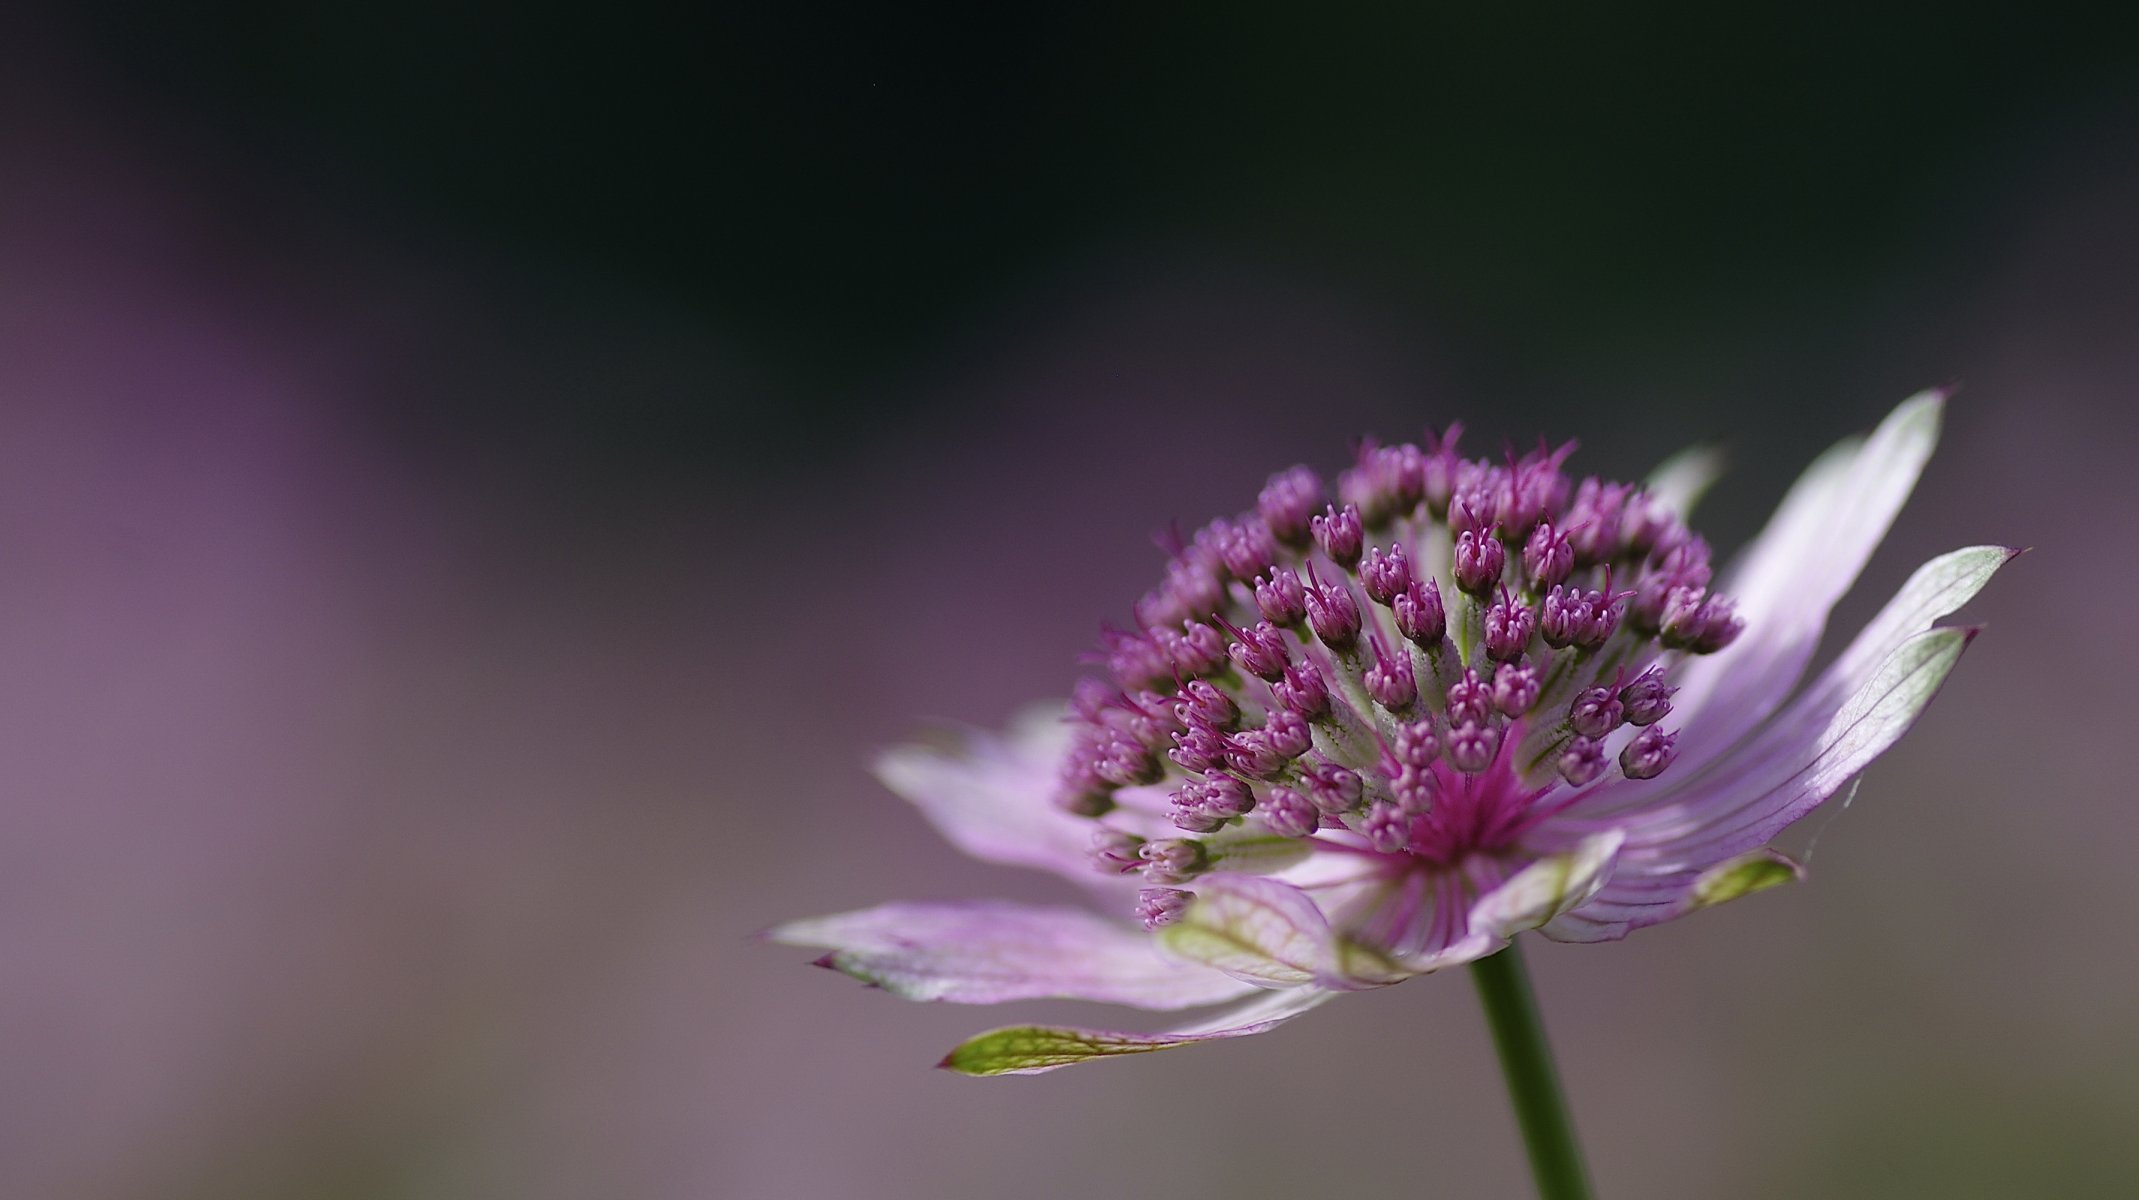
[1057,428,1743,920]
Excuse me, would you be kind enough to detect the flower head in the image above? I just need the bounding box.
[771,392,2007,1076]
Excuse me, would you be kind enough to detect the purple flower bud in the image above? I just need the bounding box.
[1363,801,1411,853]
[1258,466,1325,548]
[1483,595,1537,662]
[1446,721,1501,774]
[1619,725,1679,779]
[1121,690,1184,749]
[1558,736,1608,786]
[1304,577,1364,651]
[1263,708,1314,758]
[1393,579,1448,645]
[1227,620,1292,682]
[1304,762,1364,814]
[1139,837,1209,884]
[1339,443,1426,527]
[1202,774,1258,817]
[1539,586,1586,649]
[1168,726,1227,774]
[1274,661,1332,719]
[1540,585,1620,651]
[1213,517,1279,581]
[1223,730,1287,780]
[1453,529,1506,596]
[1662,593,1743,654]
[1387,443,1428,512]
[1449,482,1499,537]
[1523,521,1575,588]
[1310,503,1365,568]
[1631,539,1714,633]
[1163,621,1229,678]
[1254,567,1309,627]
[1493,662,1541,717]
[1578,593,1624,650]
[1446,667,1494,726]
[1502,442,1574,536]
[1389,766,1435,814]
[1094,731,1163,786]
[1365,638,1418,711]
[1137,887,1194,930]
[1662,534,1713,577]
[1175,680,1241,731]
[1166,783,1226,833]
[1693,603,1743,654]
[1568,687,1624,740]
[1391,719,1439,771]
[1259,786,1321,838]
[1158,553,1228,622]
[1564,478,1630,565]
[1360,543,1415,605]
[1619,667,1677,726]
[1089,828,1146,874]
[1102,628,1173,690]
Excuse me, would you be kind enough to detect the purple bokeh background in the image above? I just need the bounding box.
[5,22,2139,1200]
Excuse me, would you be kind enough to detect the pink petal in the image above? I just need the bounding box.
[767,900,1255,1008]
[937,986,1336,1076]
[874,705,1124,886]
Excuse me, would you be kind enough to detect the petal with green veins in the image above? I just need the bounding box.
[1156,874,1338,986]
[1687,849,1804,910]
[938,987,1335,1077]
[1468,831,1625,939]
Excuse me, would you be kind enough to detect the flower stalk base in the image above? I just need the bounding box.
[1470,941,1593,1200]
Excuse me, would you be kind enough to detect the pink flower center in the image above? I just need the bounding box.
[1060,428,1743,928]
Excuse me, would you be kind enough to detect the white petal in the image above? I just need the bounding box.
[1563,544,2008,823]
[937,986,1336,1076]
[1666,392,1944,772]
[1626,625,1975,866]
[1541,849,1802,942]
[1316,868,1498,983]
[1468,831,1625,939]
[1665,545,2011,801]
[767,900,1256,1009]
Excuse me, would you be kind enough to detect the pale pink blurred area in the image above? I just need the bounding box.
[6,37,2139,1200]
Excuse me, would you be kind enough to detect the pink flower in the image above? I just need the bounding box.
[771,393,2005,1075]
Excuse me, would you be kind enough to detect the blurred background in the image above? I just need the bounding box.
[2,5,2134,1198]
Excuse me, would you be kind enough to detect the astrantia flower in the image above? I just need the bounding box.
[772,392,2006,1076]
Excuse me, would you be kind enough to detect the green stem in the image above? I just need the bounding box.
[1470,941,1594,1200]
